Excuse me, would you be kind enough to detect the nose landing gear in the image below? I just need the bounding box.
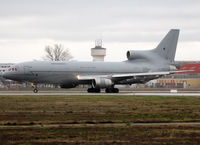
[31,83,38,93]
[33,88,38,93]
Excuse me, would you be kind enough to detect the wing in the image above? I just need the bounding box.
[77,70,193,83]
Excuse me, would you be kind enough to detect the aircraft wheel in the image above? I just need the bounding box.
[87,88,93,93]
[113,88,119,93]
[87,88,101,93]
[33,89,38,93]
[105,88,112,93]
[95,88,101,93]
[105,88,119,93]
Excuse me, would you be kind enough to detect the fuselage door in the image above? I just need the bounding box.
[24,66,32,75]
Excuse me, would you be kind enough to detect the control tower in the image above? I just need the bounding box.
[91,39,106,62]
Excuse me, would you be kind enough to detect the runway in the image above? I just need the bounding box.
[0,90,200,96]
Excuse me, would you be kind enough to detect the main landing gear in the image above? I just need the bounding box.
[105,87,119,93]
[87,87,119,93]
[87,88,101,93]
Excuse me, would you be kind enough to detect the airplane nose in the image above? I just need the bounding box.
[2,72,8,79]
[2,72,12,79]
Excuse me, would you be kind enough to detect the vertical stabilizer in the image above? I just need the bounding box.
[153,29,179,63]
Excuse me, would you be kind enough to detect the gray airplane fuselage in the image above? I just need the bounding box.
[4,59,173,86]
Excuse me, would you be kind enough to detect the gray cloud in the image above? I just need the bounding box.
[0,0,200,42]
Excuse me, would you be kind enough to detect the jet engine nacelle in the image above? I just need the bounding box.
[92,78,113,88]
[126,50,148,60]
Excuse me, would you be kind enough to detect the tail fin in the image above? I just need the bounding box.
[153,29,179,63]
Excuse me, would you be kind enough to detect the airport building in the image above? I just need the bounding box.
[0,63,13,75]
[155,62,200,88]
[0,63,15,88]
[91,39,106,62]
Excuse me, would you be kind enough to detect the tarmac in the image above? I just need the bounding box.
[0,90,200,96]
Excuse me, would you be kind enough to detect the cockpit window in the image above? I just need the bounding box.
[8,67,18,72]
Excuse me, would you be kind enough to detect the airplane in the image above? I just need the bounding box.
[3,29,181,93]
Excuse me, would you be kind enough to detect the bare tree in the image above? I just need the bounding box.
[43,44,73,61]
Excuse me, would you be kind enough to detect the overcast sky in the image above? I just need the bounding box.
[0,0,200,63]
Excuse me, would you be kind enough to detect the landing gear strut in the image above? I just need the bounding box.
[105,87,119,93]
[87,88,101,93]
